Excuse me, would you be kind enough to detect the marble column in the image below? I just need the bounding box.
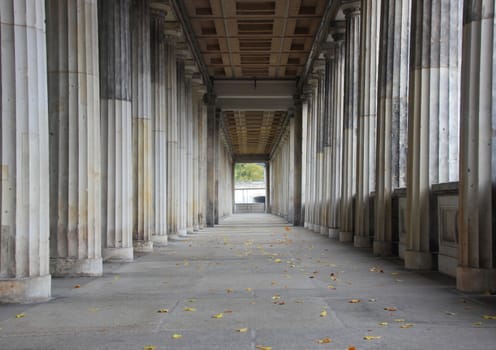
[339,1,361,242]
[205,93,217,227]
[457,0,496,292]
[406,0,462,269]
[327,29,346,239]
[150,10,167,245]
[47,0,103,276]
[374,0,411,256]
[165,34,179,237]
[131,0,153,252]
[354,0,381,248]
[176,60,187,236]
[99,0,133,261]
[288,97,303,225]
[185,75,194,234]
[0,0,51,303]
[198,94,208,228]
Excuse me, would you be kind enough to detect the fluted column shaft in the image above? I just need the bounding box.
[47,0,102,276]
[131,0,153,252]
[165,35,178,236]
[198,98,208,228]
[456,0,496,292]
[150,10,167,245]
[0,0,51,303]
[406,0,462,269]
[288,97,303,225]
[354,0,381,248]
[340,2,361,242]
[98,0,133,261]
[205,93,217,227]
[176,60,187,236]
[328,39,345,239]
[185,77,194,233]
[374,0,411,256]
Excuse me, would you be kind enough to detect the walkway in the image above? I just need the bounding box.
[0,214,495,349]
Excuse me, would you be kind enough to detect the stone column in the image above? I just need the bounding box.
[198,92,208,228]
[185,74,194,234]
[99,0,133,261]
[339,1,361,242]
[288,97,303,225]
[374,0,411,256]
[327,27,346,239]
[205,93,217,226]
[176,60,187,236]
[406,0,462,269]
[150,9,167,245]
[456,0,496,292]
[165,33,179,236]
[354,0,381,248]
[0,0,51,303]
[131,0,153,252]
[47,0,102,276]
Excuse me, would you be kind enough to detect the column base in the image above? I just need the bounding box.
[329,228,339,239]
[186,227,195,234]
[354,235,371,248]
[404,250,433,270]
[50,257,103,277]
[152,235,168,246]
[312,225,320,233]
[0,274,51,304]
[339,231,353,242]
[320,226,328,235]
[373,240,392,256]
[169,234,190,241]
[193,225,200,231]
[456,267,496,293]
[134,240,154,252]
[178,228,188,237]
[103,247,134,262]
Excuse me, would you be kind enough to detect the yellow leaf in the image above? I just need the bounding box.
[211,313,224,319]
[473,322,483,326]
[143,346,156,350]
[255,345,272,350]
[157,308,169,313]
[172,333,183,339]
[363,335,381,340]
[274,258,282,263]
[245,288,252,292]
[328,284,336,289]
[272,294,281,300]
[349,299,361,303]
[400,323,415,329]
[483,315,496,320]
[379,322,388,326]
[236,327,249,332]
[15,313,25,319]
[316,337,332,344]
[320,309,328,317]
[394,319,406,323]
[184,307,196,312]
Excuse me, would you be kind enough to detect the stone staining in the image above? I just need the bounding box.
[131,0,153,252]
[0,0,51,302]
[405,0,462,269]
[457,0,496,292]
[150,10,168,245]
[339,1,361,243]
[374,0,411,256]
[176,60,188,237]
[98,0,134,261]
[47,0,103,276]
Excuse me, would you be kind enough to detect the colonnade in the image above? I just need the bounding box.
[277,0,496,292]
[0,0,217,303]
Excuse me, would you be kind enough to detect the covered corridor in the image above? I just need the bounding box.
[1,214,495,349]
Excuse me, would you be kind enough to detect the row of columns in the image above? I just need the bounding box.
[298,0,496,292]
[0,0,210,302]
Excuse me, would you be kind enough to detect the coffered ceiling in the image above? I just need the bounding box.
[183,0,327,79]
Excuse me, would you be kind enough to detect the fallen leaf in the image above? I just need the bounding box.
[328,284,336,290]
[226,288,233,293]
[384,307,397,312]
[284,226,291,231]
[445,312,456,316]
[349,299,361,303]
[211,313,223,319]
[245,288,252,292]
[157,309,169,313]
[320,309,328,317]
[400,323,415,328]
[347,347,356,350]
[143,346,156,350]
[379,322,388,326]
[15,313,25,319]
[316,337,332,344]
[237,327,249,332]
[330,273,337,281]
[187,299,196,303]
[172,333,183,339]
[483,315,496,320]
[274,258,282,263]
[73,284,81,289]
[272,295,281,300]
[473,322,483,326]
[184,307,196,312]
[256,346,272,350]
[394,319,406,323]
[363,335,381,340]
[277,301,285,305]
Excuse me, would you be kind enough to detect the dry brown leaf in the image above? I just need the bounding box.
[400,323,415,329]
[347,347,356,350]
[384,307,397,311]
[363,335,381,340]
[349,299,361,303]
[226,288,233,293]
[73,284,81,289]
[316,337,332,344]
[157,309,169,313]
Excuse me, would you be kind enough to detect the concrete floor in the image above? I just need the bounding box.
[0,214,495,350]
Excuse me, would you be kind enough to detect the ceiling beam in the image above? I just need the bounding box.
[233,154,270,163]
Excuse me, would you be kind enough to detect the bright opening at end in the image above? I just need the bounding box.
[234,163,267,213]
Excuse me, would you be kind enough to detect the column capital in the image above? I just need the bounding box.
[329,21,346,42]
[341,0,361,17]
[293,94,304,107]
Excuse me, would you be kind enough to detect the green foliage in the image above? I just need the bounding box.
[235,163,265,182]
